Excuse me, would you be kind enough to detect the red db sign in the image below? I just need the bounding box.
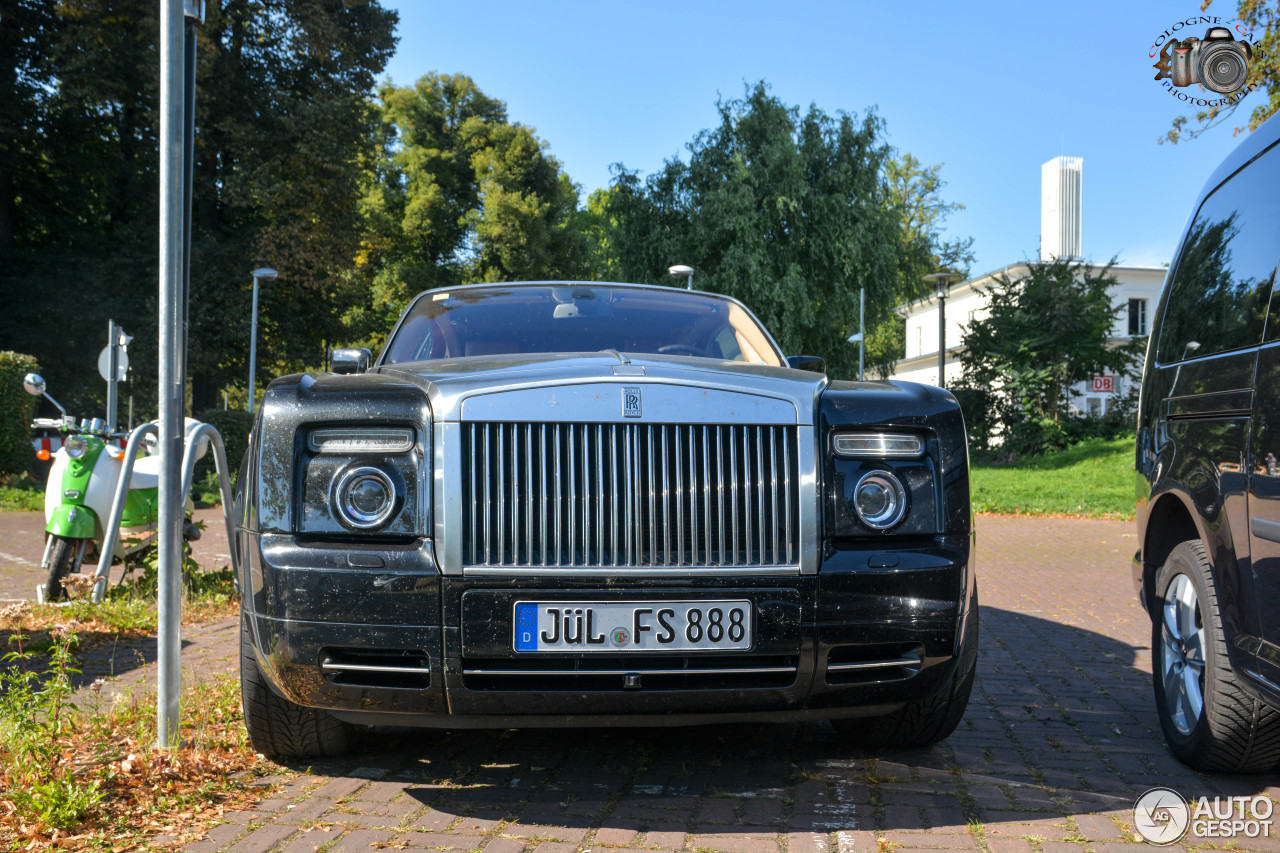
[1092,375,1116,393]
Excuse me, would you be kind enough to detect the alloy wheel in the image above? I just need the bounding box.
[1161,572,1207,735]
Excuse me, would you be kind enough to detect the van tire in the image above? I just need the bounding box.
[1153,540,1280,772]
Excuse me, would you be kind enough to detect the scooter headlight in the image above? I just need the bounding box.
[64,435,88,459]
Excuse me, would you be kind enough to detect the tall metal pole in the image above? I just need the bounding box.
[937,291,946,389]
[180,10,198,408]
[858,288,865,382]
[157,0,186,750]
[924,271,959,390]
[106,320,119,431]
[248,275,259,414]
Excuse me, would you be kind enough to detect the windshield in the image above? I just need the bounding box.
[381,285,784,367]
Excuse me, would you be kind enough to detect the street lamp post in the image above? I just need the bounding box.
[248,267,277,414]
[923,271,961,388]
[847,287,865,381]
[668,264,694,290]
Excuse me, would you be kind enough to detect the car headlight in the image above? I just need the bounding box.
[832,432,924,458]
[850,469,908,530]
[332,466,399,530]
[64,435,88,459]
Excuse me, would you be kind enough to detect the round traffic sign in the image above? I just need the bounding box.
[98,346,129,381]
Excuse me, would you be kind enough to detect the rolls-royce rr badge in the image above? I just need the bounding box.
[623,386,642,417]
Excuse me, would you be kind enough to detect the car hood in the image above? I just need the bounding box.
[377,352,829,424]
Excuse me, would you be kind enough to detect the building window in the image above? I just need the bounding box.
[1128,298,1147,336]
[1088,397,1105,417]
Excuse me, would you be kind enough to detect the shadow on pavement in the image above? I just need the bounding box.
[270,604,1277,839]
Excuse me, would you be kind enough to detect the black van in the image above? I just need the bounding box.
[1136,115,1280,772]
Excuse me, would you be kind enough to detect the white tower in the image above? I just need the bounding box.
[1041,156,1082,261]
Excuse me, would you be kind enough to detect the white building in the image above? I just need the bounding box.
[890,156,1167,416]
[891,263,1166,414]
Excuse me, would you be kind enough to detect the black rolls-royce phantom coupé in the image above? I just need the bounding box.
[236,282,977,758]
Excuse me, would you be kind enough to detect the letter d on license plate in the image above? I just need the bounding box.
[514,600,752,652]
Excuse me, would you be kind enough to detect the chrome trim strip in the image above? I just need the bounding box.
[827,658,921,673]
[525,424,534,563]
[464,565,800,577]
[1243,668,1280,694]
[462,666,797,677]
[434,422,463,575]
[797,425,818,575]
[322,662,432,675]
[497,425,506,565]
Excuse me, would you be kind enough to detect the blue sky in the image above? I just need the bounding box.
[384,0,1256,276]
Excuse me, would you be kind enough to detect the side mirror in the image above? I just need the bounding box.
[786,355,826,374]
[23,372,68,416]
[329,347,372,375]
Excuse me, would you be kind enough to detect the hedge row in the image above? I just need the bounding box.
[0,352,42,478]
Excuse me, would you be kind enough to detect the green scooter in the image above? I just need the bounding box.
[23,373,201,601]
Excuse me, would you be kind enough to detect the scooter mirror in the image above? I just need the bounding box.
[22,373,45,396]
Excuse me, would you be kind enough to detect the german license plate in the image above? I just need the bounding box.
[513,600,752,652]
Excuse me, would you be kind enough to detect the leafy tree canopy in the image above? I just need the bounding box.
[0,0,398,416]
[601,82,969,379]
[342,73,588,350]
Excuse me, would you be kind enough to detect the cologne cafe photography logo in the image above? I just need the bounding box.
[1149,14,1261,107]
[1133,788,1274,845]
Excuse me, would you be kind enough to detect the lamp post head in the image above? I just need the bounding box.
[847,333,863,344]
[923,271,960,302]
[252,267,278,281]
[668,264,694,278]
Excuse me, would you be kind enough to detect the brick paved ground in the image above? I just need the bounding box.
[170,515,1279,853]
[8,513,1280,851]
[0,506,234,602]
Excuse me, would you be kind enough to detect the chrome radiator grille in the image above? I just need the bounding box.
[462,423,800,569]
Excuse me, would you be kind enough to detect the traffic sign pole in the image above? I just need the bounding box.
[106,320,118,432]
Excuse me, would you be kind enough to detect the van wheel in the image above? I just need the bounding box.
[832,584,979,748]
[1152,540,1280,772]
[240,610,355,760]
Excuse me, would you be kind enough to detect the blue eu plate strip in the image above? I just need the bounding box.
[514,603,538,651]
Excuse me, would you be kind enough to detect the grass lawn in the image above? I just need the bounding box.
[971,436,1135,520]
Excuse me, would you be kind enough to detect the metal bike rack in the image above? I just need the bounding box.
[91,421,239,603]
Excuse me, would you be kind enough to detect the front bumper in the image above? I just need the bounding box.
[243,533,971,727]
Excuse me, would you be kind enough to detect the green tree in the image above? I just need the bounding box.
[602,83,970,380]
[955,259,1146,452]
[343,73,588,349]
[1161,0,1279,143]
[864,153,975,377]
[0,0,398,416]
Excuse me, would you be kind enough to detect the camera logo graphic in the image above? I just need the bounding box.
[1154,26,1253,94]
[1134,788,1191,844]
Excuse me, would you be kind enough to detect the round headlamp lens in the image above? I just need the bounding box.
[64,435,88,459]
[334,466,396,529]
[852,470,907,530]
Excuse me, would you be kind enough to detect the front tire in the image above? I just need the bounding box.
[44,536,86,602]
[240,610,355,759]
[1152,540,1280,772]
[832,583,979,748]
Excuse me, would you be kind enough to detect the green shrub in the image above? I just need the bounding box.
[0,352,42,478]
[192,408,253,494]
